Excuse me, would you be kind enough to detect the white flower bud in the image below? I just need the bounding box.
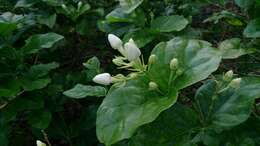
[61,4,67,10]
[148,54,157,65]
[78,1,83,8]
[36,140,46,146]
[124,38,141,61]
[229,78,241,88]
[224,70,233,81]
[149,82,158,90]
[170,58,178,70]
[108,34,123,50]
[93,73,112,85]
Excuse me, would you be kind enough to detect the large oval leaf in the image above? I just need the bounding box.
[96,75,178,146]
[195,77,260,128]
[149,37,221,90]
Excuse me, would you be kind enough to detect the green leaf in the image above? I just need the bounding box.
[0,23,17,36]
[106,8,133,23]
[1,97,44,122]
[119,0,144,14]
[37,13,57,28]
[97,75,178,146]
[218,38,253,59]
[243,18,260,38]
[21,78,51,91]
[63,84,106,99]
[127,104,200,146]
[22,33,64,54]
[97,37,221,145]
[149,37,221,90]
[151,15,189,32]
[83,57,101,81]
[195,77,260,129]
[0,79,20,99]
[28,110,52,129]
[15,0,36,8]
[235,0,254,8]
[27,62,59,79]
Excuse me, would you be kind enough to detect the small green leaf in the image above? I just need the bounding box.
[218,38,253,59]
[0,23,17,36]
[235,0,254,8]
[119,0,144,13]
[15,0,36,8]
[106,8,133,23]
[27,62,59,79]
[63,84,107,99]
[21,78,51,91]
[22,33,64,54]
[243,18,260,38]
[28,110,52,129]
[83,57,101,81]
[151,15,189,32]
[37,13,57,28]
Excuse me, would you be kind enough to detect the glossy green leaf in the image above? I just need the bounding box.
[21,78,51,91]
[243,18,260,38]
[97,75,178,146]
[235,0,254,8]
[37,13,57,28]
[22,33,64,54]
[127,104,199,146]
[0,23,17,36]
[63,84,107,99]
[106,8,133,23]
[28,110,52,129]
[15,0,36,8]
[195,77,260,129]
[27,62,59,79]
[151,15,189,32]
[119,0,144,14]
[218,38,253,59]
[1,97,44,122]
[83,57,101,81]
[149,37,221,90]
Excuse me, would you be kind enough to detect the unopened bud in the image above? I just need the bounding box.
[229,78,241,88]
[78,1,83,8]
[93,73,112,85]
[176,69,183,76]
[124,38,141,61]
[36,140,46,146]
[170,58,178,70]
[148,54,157,65]
[224,70,233,81]
[149,82,158,90]
[108,34,123,50]
[61,4,67,10]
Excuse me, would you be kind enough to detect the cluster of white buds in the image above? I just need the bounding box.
[108,34,141,62]
[36,140,46,146]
